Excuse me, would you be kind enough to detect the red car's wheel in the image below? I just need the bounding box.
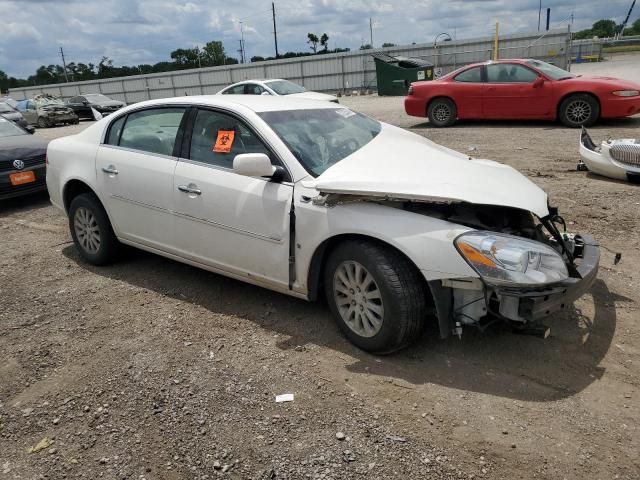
[427,98,457,127]
[559,94,599,128]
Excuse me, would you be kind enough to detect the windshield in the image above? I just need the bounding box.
[0,102,16,113]
[34,96,64,107]
[85,94,111,102]
[0,117,27,137]
[259,108,382,177]
[265,80,307,95]
[526,60,576,80]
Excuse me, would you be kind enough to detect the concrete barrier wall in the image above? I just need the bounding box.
[10,29,571,102]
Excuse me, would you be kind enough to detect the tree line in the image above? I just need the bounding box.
[573,17,640,39]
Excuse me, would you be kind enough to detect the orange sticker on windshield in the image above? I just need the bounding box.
[213,130,235,153]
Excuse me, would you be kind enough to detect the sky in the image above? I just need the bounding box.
[0,0,636,78]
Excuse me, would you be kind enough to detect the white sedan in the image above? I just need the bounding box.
[218,79,338,103]
[46,96,599,353]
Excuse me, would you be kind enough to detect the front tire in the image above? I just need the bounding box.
[324,240,427,354]
[68,193,120,265]
[427,98,457,127]
[37,117,50,128]
[559,94,599,127]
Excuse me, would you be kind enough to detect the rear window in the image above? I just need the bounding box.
[113,108,186,156]
[454,66,482,83]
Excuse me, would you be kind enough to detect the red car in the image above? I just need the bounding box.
[405,59,640,127]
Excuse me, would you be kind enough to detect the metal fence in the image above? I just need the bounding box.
[10,29,571,102]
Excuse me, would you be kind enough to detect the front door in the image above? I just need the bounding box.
[95,107,187,250]
[172,108,293,289]
[482,63,552,118]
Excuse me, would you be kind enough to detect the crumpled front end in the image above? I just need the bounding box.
[411,203,600,338]
[579,127,640,182]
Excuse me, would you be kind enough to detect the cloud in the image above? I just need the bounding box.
[0,0,635,78]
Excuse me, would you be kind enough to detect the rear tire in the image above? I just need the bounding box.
[68,193,120,265]
[559,94,599,127]
[427,98,457,127]
[324,240,427,354]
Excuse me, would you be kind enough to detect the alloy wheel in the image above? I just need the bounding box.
[74,207,101,254]
[433,104,451,123]
[333,261,384,338]
[566,100,592,124]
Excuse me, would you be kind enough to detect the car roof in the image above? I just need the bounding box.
[122,95,341,113]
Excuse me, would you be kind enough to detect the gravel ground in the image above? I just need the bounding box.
[1,63,639,479]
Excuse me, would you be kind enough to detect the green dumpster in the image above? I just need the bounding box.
[372,53,434,96]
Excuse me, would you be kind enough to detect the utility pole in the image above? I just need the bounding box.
[59,47,69,82]
[239,22,246,63]
[369,17,374,48]
[538,0,542,31]
[196,46,202,68]
[272,2,279,58]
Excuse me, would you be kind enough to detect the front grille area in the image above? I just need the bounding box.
[610,143,640,168]
[0,170,46,197]
[0,154,46,173]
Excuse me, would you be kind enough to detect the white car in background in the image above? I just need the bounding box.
[218,79,339,103]
[46,95,598,354]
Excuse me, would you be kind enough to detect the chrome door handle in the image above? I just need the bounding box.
[101,165,118,175]
[178,184,201,195]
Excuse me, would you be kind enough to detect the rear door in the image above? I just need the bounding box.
[449,66,484,118]
[482,63,552,118]
[95,107,187,250]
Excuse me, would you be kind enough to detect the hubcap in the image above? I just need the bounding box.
[333,261,384,338]
[566,100,591,124]
[74,207,101,254]
[433,104,451,123]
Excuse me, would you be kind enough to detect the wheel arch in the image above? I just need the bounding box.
[556,91,601,120]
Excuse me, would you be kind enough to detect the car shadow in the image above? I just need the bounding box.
[62,245,622,402]
[408,116,640,130]
[0,191,50,217]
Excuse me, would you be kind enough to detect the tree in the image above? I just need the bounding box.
[360,44,373,50]
[307,33,319,53]
[170,48,200,68]
[320,33,329,52]
[591,19,616,37]
[251,55,265,62]
[0,69,8,93]
[201,40,226,66]
[382,43,396,48]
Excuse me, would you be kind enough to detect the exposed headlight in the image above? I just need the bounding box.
[612,90,639,97]
[455,231,568,286]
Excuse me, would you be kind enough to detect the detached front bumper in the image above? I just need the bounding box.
[490,234,600,322]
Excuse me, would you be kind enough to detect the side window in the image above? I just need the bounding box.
[106,115,127,145]
[189,108,272,169]
[244,84,265,95]
[487,64,538,83]
[69,96,78,103]
[454,66,482,83]
[222,85,245,95]
[118,108,186,156]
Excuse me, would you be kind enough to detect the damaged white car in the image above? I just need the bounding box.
[579,127,640,182]
[46,96,600,353]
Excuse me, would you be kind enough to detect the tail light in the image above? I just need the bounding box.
[408,85,414,95]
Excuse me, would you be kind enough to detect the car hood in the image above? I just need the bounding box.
[302,124,549,217]
[568,75,640,89]
[287,91,338,102]
[0,134,48,162]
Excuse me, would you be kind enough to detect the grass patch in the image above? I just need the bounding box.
[602,44,640,53]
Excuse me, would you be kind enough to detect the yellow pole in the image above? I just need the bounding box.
[493,22,499,60]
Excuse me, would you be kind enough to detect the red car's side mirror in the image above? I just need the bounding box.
[533,77,545,88]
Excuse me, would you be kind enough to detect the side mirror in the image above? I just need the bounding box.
[233,153,276,178]
[261,91,271,96]
[533,77,545,88]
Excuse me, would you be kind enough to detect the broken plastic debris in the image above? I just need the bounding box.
[27,437,53,454]
[275,393,294,403]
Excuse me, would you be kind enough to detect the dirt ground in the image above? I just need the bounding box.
[1,75,639,479]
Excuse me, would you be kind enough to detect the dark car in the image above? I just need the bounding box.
[0,116,48,200]
[0,101,33,132]
[66,93,126,120]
